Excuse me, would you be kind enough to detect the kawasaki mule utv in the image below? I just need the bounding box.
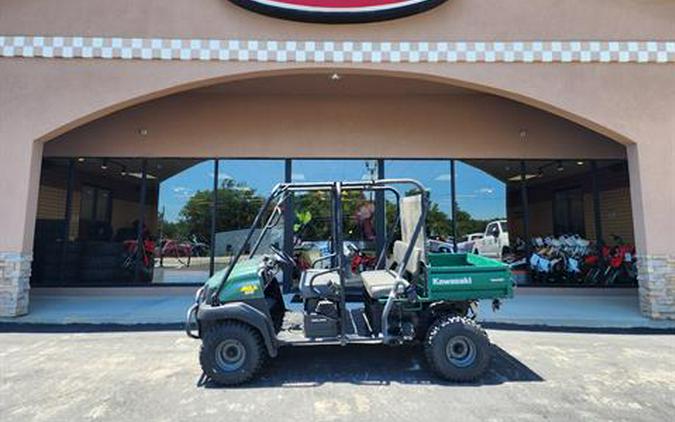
[186,179,513,385]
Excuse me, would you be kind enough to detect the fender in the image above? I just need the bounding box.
[197,301,278,357]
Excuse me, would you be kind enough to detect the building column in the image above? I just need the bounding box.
[627,141,675,320]
[0,140,43,317]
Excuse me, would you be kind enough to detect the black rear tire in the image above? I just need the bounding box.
[200,321,266,386]
[424,316,491,382]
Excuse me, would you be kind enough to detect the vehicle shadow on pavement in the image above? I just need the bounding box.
[199,343,543,389]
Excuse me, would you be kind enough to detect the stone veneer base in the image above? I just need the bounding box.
[0,252,31,317]
[638,255,675,320]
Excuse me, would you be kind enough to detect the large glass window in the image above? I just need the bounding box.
[146,159,215,284]
[32,158,73,286]
[448,160,508,259]
[31,157,635,288]
[32,158,146,285]
[553,187,585,235]
[79,185,113,238]
[214,160,285,272]
[291,160,380,288]
[385,160,452,248]
[291,159,379,244]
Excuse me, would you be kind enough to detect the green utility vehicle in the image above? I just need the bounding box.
[186,179,513,385]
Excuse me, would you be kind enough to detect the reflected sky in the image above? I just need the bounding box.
[158,159,506,222]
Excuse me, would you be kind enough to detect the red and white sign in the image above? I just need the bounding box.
[230,0,447,23]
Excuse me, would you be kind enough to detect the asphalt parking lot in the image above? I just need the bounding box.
[1,329,673,422]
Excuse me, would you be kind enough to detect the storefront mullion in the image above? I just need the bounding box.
[450,159,458,252]
[209,160,219,277]
[58,158,76,284]
[374,159,386,269]
[520,161,531,262]
[282,159,294,292]
[135,159,148,283]
[591,160,604,248]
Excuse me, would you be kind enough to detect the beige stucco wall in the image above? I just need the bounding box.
[3,0,673,41]
[44,92,625,160]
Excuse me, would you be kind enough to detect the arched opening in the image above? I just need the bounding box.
[33,72,636,296]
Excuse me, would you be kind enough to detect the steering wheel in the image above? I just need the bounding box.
[269,244,296,268]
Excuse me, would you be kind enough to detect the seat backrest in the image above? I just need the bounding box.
[392,240,422,275]
[400,195,426,262]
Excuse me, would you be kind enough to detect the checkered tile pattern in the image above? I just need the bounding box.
[0,36,673,63]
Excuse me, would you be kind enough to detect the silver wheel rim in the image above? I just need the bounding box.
[215,339,246,371]
[445,335,477,368]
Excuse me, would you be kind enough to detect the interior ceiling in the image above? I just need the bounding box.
[464,159,623,185]
[193,73,481,96]
[49,158,624,188]
[45,158,205,184]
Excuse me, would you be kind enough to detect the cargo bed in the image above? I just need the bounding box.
[424,253,513,301]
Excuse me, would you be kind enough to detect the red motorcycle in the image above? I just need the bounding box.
[122,238,156,282]
[582,235,637,285]
[348,243,377,273]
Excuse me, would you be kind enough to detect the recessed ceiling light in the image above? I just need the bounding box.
[138,128,149,136]
[101,159,108,170]
[77,157,86,162]
[330,73,341,81]
[508,174,540,182]
[577,161,585,166]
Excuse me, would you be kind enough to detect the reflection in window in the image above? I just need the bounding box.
[147,159,215,284]
[290,160,379,288]
[291,160,378,244]
[33,158,147,285]
[455,161,507,240]
[385,160,452,244]
[214,160,285,272]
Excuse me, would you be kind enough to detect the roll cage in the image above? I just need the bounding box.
[209,179,429,305]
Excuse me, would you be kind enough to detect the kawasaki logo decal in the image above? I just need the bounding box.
[240,284,259,295]
[432,276,472,286]
[229,0,448,23]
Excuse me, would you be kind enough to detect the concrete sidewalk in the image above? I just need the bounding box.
[477,288,675,329]
[1,287,674,330]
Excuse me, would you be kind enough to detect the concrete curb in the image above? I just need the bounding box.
[2,321,674,335]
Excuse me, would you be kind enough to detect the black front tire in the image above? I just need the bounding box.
[424,316,491,382]
[200,321,266,386]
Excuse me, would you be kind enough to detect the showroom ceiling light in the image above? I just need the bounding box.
[330,72,341,81]
[101,159,108,170]
[77,157,86,162]
[507,174,539,182]
[577,161,585,166]
[127,172,156,180]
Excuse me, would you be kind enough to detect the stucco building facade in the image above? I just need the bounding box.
[0,0,673,318]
